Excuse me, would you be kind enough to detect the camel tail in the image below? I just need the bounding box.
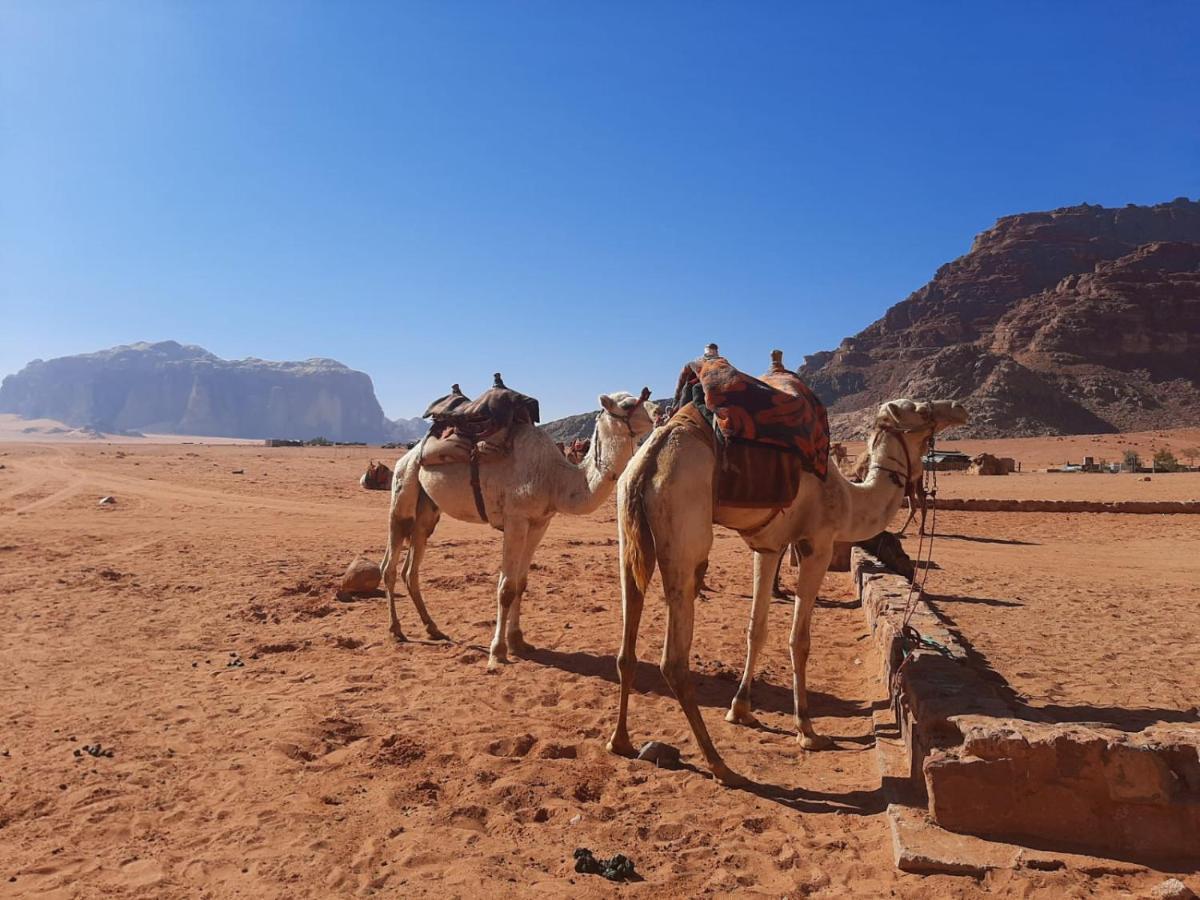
[619,427,671,593]
[382,446,422,577]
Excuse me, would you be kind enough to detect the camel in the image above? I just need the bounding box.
[360,459,393,491]
[564,438,591,465]
[382,389,654,670]
[607,396,968,784]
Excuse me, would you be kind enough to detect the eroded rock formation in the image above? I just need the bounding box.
[800,199,1200,437]
[0,341,403,442]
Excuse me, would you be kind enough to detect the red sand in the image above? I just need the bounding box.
[1,441,1196,897]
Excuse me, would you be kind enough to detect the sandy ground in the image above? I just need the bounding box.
[1,441,1196,898]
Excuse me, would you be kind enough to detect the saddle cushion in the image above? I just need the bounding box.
[420,429,511,466]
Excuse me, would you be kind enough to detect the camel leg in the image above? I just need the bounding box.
[487,517,530,672]
[660,581,741,785]
[506,517,550,656]
[790,542,835,749]
[382,452,422,642]
[606,554,647,758]
[401,489,448,641]
[382,511,414,642]
[726,547,783,727]
[771,546,789,599]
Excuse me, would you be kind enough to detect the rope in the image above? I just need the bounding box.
[890,436,941,696]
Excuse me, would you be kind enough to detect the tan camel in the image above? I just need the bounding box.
[382,390,654,670]
[359,459,393,491]
[607,397,968,784]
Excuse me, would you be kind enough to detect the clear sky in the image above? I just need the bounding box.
[2,3,1197,420]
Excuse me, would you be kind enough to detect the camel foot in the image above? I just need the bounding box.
[725,703,760,728]
[425,626,450,642]
[389,624,408,643]
[711,762,747,787]
[508,635,536,657]
[798,733,833,751]
[486,652,507,673]
[606,733,636,758]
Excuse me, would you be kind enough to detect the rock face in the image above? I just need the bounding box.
[542,398,669,444]
[0,341,399,442]
[799,198,1200,437]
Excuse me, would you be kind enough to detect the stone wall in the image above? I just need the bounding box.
[853,547,1200,865]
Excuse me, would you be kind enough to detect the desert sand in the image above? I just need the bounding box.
[1,438,1197,897]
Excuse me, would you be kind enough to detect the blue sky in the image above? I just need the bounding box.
[2,3,1197,420]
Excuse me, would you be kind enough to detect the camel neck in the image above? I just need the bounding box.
[837,436,911,542]
[557,415,633,515]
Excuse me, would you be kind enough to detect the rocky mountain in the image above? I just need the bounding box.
[541,398,670,444]
[0,341,405,442]
[798,198,1200,437]
[387,416,429,443]
[540,411,600,444]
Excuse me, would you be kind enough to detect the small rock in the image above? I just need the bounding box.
[1151,878,1197,900]
[569,814,582,826]
[339,557,381,596]
[232,469,245,475]
[636,740,681,769]
[98,496,116,506]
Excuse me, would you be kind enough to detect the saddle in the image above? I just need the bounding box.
[671,347,830,509]
[418,374,541,520]
[420,374,541,465]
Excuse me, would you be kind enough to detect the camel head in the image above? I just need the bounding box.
[875,399,969,435]
[871,399,969,483]
[599,387,655,440]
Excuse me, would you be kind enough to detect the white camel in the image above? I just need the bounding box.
[382,390,654,670]
[607,398,968,784]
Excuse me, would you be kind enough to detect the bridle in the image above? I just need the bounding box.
[868,424,926,503]
[592,387,650,471]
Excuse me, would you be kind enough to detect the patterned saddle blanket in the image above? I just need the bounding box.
[673,349,830,483]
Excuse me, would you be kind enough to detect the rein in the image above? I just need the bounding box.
[868,425,941,691]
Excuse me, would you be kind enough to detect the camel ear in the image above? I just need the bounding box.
[879,399,926,430]
[599,394,619,414]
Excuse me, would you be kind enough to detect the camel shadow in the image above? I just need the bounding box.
[925,596,1197,731]
[735,778,888,816]
[934,532,1038,546]
[815,597,861,610]
[527,647,868,720]
[925,591,1023,609]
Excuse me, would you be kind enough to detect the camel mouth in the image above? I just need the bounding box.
[933,401,969,430]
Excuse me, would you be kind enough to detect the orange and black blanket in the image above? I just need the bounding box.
[672,353,830,507]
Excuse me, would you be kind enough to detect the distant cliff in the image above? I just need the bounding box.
[798,198,1200,437]
[0,341,411,442]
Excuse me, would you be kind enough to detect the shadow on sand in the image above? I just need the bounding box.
[527,646,868,720]
[925,594,1197,731]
